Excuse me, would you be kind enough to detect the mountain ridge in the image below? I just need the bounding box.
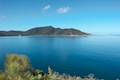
[0,26,89,36]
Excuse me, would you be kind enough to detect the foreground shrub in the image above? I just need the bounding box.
[0,72,5,80]
[0,54,102,80]
[5,54,30,73]
[5,54,31,80]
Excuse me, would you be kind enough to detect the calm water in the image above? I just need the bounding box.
[0,35,120,80]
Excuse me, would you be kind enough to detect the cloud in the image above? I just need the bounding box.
[43,5,51,10]
[57,7,70,14]
[0,16,7,19]
[0,16,7,21]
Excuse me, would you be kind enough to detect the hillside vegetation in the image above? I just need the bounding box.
[0,26,89,36]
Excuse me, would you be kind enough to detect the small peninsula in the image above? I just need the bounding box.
[0,26,89,36]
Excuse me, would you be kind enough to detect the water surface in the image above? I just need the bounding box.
[0,35,120,80]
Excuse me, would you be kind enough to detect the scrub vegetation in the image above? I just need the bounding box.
[0,54,103,80]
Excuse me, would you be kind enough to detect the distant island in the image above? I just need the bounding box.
[0,26,89,36]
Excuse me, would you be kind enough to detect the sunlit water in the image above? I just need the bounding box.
[0,35,120,80]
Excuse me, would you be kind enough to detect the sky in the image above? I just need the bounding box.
[0,0,120,34]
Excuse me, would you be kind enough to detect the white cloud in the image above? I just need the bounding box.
[43,4,51,10]
[57,7,70,14]
[0,16,7,21]
[0,16,7,19]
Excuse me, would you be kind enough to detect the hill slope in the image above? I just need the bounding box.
[0,26,89,36]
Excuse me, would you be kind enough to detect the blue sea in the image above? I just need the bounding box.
[0,35,120,80]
